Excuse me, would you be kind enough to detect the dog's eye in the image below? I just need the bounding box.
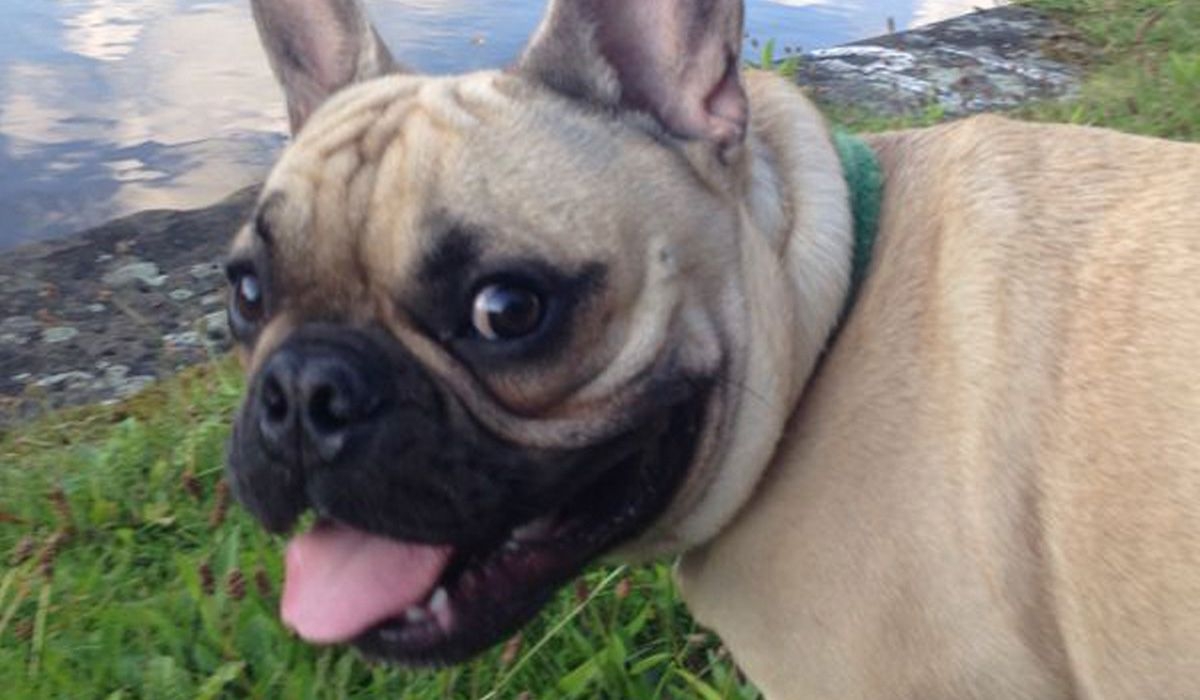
[472,283,543,340]
[228,270,266,337]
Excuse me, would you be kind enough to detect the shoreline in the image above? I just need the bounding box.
[0,5,1087,424]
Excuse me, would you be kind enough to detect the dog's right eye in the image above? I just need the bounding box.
[471,282,544,341]
[227,266,267,339]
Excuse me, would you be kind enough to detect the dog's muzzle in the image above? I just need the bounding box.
[226,322,709,664]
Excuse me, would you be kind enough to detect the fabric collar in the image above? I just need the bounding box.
[831,129,884,323]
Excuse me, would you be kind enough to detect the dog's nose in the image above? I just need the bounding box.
[257,346,379,463]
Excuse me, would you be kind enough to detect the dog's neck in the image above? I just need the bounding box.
[634,75,863,555]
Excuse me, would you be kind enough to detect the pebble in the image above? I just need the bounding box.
[103,261,167,288]
[42,326,80,344]
[111,375,155,399]
[34,371,95,389]
[202,311,230,342]
[163,331,202,350]
[190,262,223,280]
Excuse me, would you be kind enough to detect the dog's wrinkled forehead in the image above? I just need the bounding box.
[232,73,490,319]
[233,71,719,325]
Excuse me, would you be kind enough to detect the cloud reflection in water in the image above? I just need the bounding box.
[0,0,1000,248]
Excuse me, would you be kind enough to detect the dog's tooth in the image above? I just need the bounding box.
[429,587,452,629]
[512,517,553,542]
[404,606,429,624]
[429,587,449,613]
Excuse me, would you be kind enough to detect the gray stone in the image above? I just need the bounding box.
[110,375,156,400]
[103,364,131,383]
[169,288,195,301]
[201,293,224,307]
[1,316,39,345]
[190,262,223,280]
[86,303,106,313]
[202,311,230,343]
[103,261,167,288]
[42,326,80,344]
[34,371,96,389]
[2,315,38,335]
[796,6,1089,117]
[163,331,203,350]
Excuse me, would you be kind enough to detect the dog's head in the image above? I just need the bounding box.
[226,0,844,664]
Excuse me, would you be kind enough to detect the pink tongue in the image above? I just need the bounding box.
[281,522,452,644]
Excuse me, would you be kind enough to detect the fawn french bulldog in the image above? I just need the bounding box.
[225,1,1200,696]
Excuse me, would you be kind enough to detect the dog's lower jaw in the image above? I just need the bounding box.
[346,390,712,665]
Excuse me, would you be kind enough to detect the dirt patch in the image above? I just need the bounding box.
[0,187,257,423]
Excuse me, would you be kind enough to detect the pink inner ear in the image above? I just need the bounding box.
[702,57,748,143]
[253,0,396,133]
[293,2,358,90]
[591,1,747,146]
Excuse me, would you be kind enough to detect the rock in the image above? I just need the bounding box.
[202,311,231,344]
[169,289,195,301]
[34,371,96,390]
[797,6,1089,117]
[190,262,223,280]
[103,364,130,382]
[1,315,39,345]
[42,326,80,344]
[109,375,156,401]
[103,261,167,288]
[163,331,203,350]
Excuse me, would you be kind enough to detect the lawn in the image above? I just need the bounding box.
[2,1,1197,698]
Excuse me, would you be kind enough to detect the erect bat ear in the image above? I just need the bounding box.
[251,0,398,134]
[519,0,748,149]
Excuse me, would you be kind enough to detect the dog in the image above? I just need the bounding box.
[225,0,1200,697]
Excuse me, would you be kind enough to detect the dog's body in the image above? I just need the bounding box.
[226,1,1200,697]
[679,104,1200,698]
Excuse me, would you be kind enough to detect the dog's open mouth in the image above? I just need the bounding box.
[277,395,707,665]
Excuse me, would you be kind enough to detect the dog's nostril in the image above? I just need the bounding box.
[262,375,290,423]
[307,384,353,435]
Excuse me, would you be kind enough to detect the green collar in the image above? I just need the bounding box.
[831,129,883,322]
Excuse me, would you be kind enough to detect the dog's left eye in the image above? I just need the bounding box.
[472,283,543,340]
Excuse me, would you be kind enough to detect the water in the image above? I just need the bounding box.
[0,0,994,249]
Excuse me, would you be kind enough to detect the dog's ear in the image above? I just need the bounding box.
[519,0,747,149]
[251,0,397,134]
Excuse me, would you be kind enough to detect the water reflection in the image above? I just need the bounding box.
[0,0,997,249]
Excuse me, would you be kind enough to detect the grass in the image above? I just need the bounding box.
[0,361,756,699]
[2,1,1198,698]
[1021,0,1200,140]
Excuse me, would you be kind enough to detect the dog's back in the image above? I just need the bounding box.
[680,111,1200,699]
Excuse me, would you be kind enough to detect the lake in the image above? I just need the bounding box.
[0,0,997,249]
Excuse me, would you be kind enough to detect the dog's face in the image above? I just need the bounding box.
[226,0,800,664]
